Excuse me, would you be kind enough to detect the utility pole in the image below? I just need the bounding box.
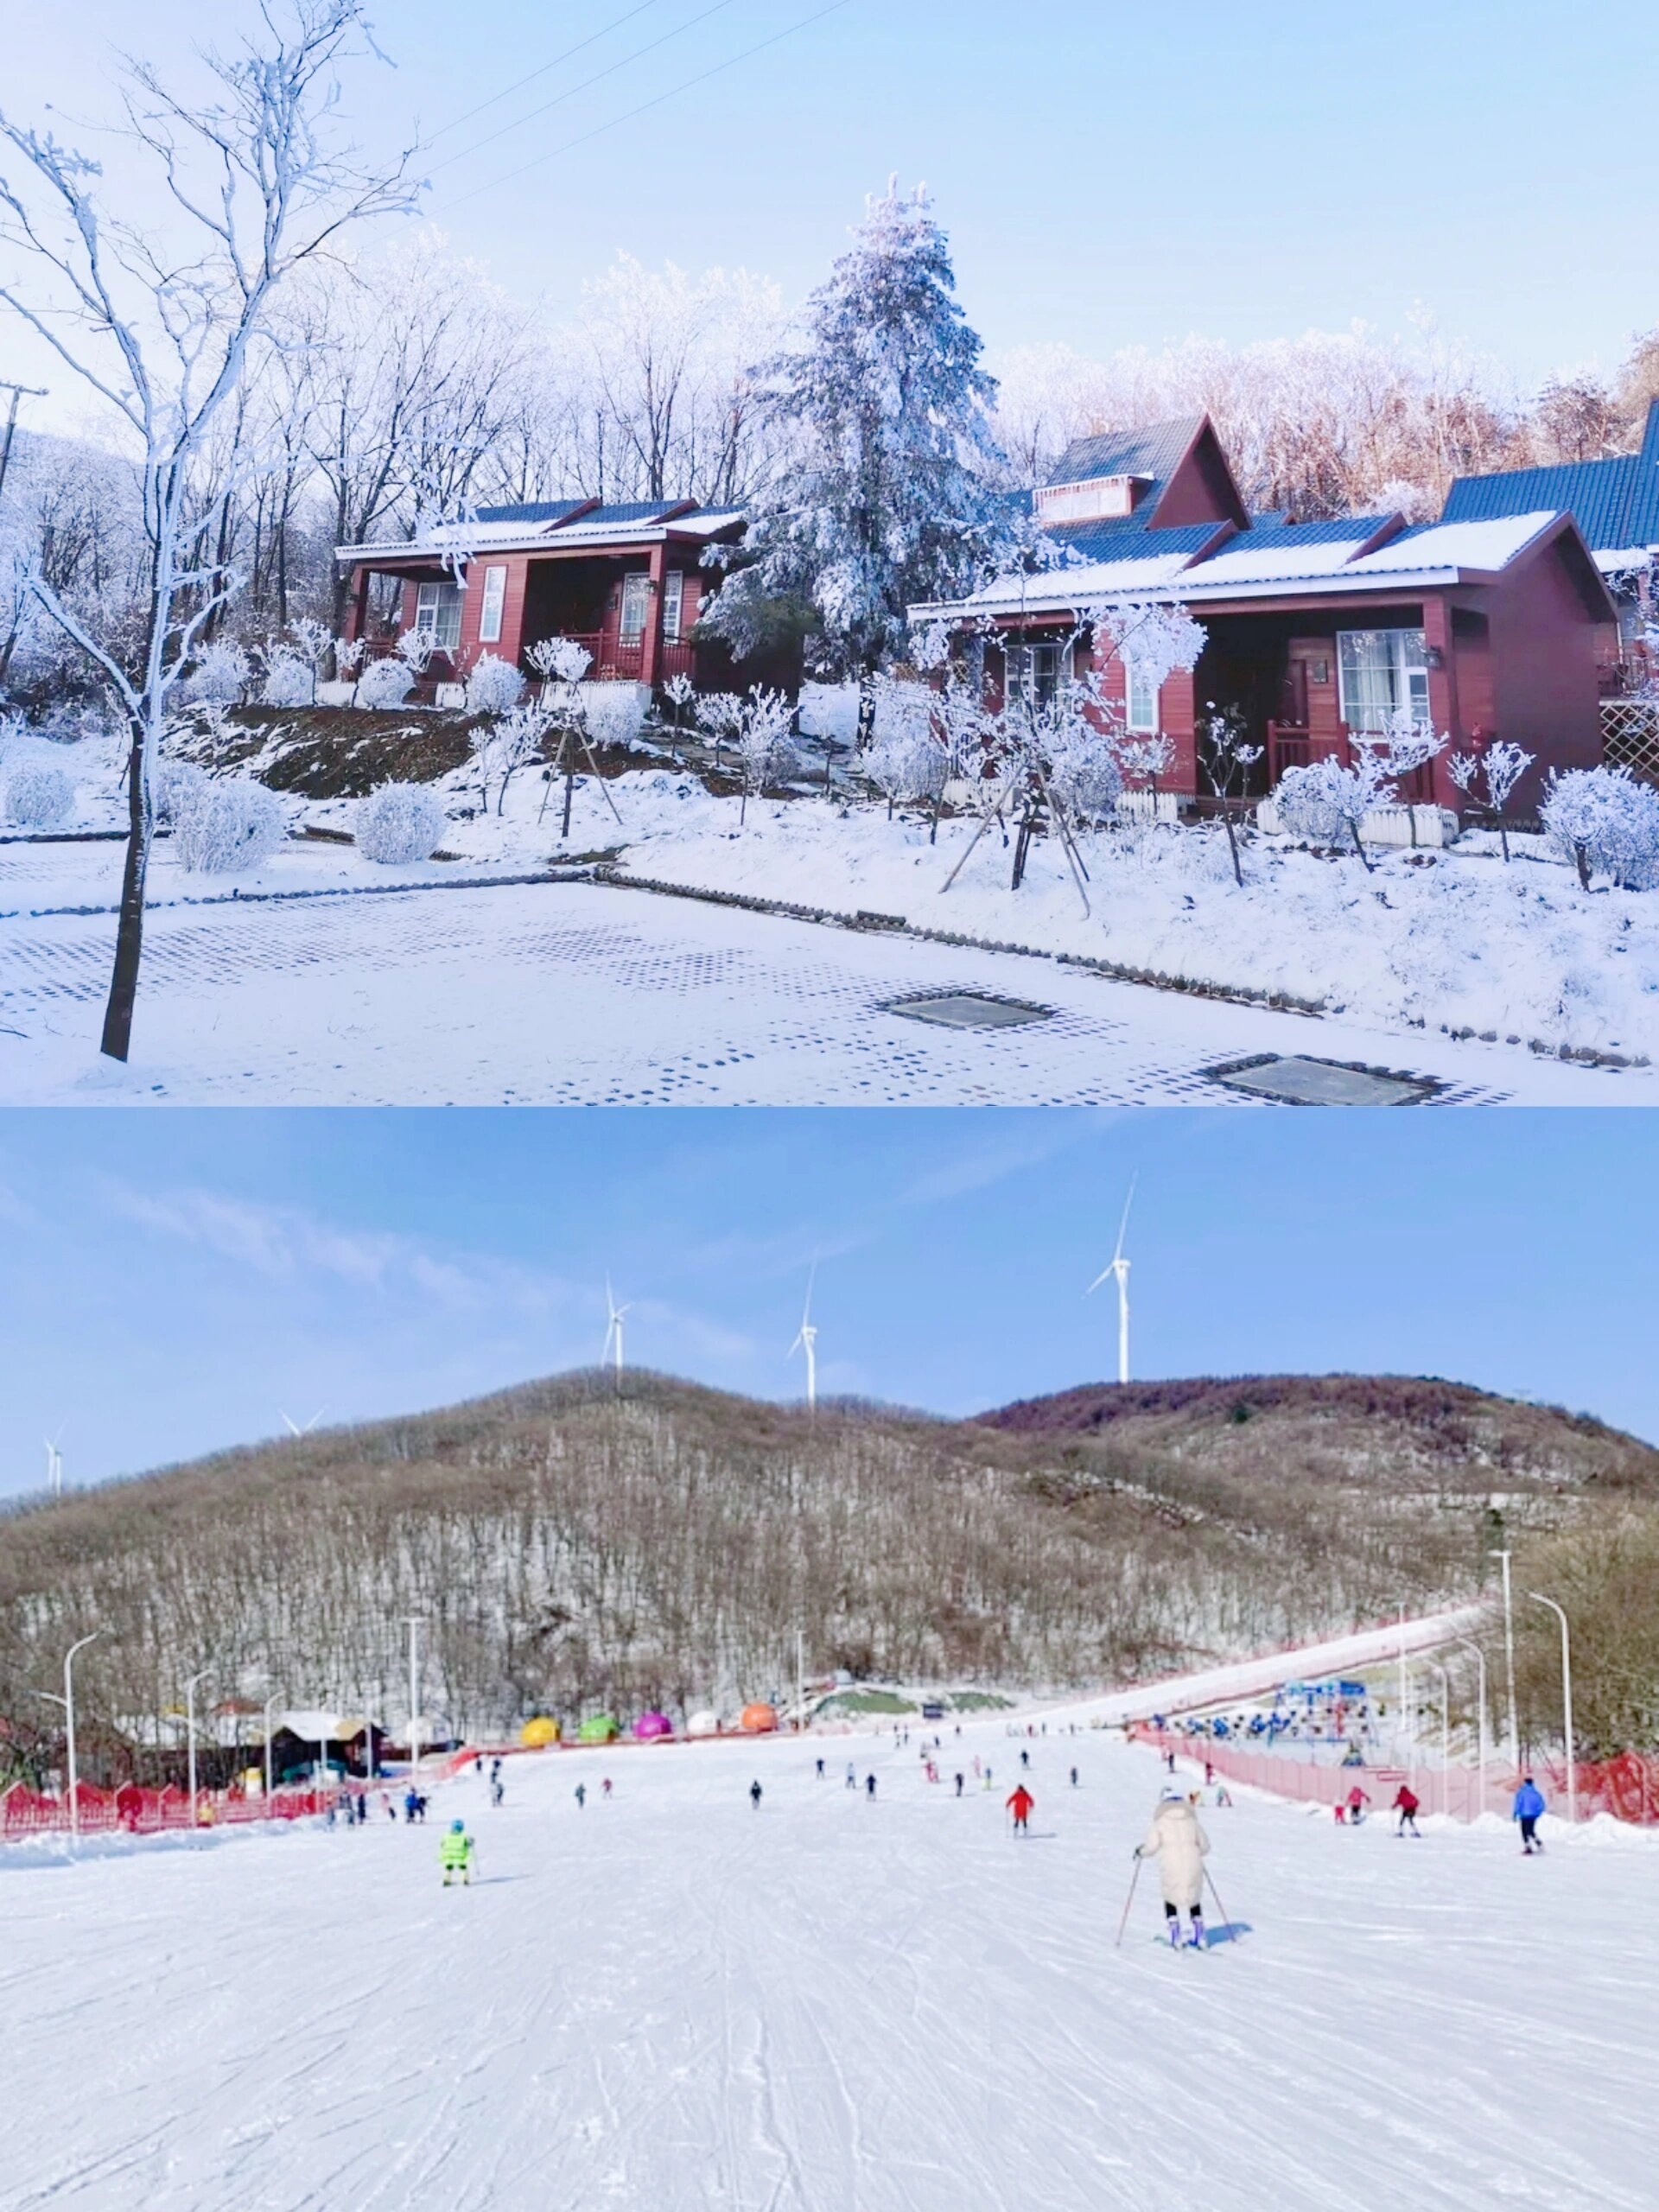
[1527,1592,1577,1826]
[1452,1637,1489,1821]
[0,382,48,510]
[185,1666,213,1828]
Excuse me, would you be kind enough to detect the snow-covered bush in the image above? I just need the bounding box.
[526,635,593,686]
[356,781,448,865]
[1114,734,1177,793]
[464,652,525,715]
[354,654,416,709]
[1274,752,1393,869]
[1540,766,1659,890]
[1046,724,1122,823]
[866,679,946,815]
[695,690,745,765]
[183,639,251,707]
[256,645,315,707]
[173,777,286,874]
[1447,739,1535,861]
[472,703,550,814]
[4,761,74,829]
[733,687,797,823]
[584,683,647,748]
[153,758,208,826]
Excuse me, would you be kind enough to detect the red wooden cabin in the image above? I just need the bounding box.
[335,498,762,699]
[913,416,1618,813]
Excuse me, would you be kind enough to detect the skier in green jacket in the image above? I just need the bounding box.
[440,1819,475,1885]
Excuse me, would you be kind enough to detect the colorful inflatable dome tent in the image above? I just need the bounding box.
[519,1716,561,1748]
[686,1710,721,1737]
[632,1712,673,1742]
[576,1713,620,1744]
[740,1702,779,1734]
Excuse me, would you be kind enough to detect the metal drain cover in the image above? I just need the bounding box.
[885,991,1052,1031]
[1207,1053,1438,1106]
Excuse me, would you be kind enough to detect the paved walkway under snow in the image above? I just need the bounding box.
[0,875,1643,1104]
[2,1726,1651,2211]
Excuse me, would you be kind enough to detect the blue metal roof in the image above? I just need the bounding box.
[474,499,588,524]
[567,500,685,527]
[1225,514,1396,550]
[1442,406,1659,552]
[1043,516,1218,563]
[1046,416,1204,495]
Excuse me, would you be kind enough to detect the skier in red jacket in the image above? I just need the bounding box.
[1006,1784,1035,1834]
[1393,1783,1421,1837]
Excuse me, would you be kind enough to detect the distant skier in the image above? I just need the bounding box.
[750,1780,763,1810]
[1136,1787,1211,1949]
[1070,1767,1078,1789]
[865,1773,877,1800]
[955,1773,964,1797]
[575,1783,587,1810]
[1345,1785,1370,1827]
[1393,1783,1421,1838]
[1007,1784,1035,1835]
[816,1758,825,1779]
[846,1764,856,1789]
[440,1819,475,1887]
[601,1777,613,1800]
[403,1787,420,1824]
[1513,1776,1548,1854]
[1020,1749,1030,1770]
[490,1776,504,1808]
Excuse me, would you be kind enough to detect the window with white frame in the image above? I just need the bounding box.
[478,564,507,645]
[619,572,652,643]
[1123,658,1160,733]
[1004,639,1070,708]
[662,569,684,643]
[413,580,463,652]
[1337,627,1429,731]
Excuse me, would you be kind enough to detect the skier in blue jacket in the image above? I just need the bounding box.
[1513,1777,1547,1854]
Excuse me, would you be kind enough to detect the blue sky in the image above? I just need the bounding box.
[3,1108,1656,1498]
[4,0,1656,423]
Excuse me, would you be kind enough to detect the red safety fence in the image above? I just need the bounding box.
[1,1780,333,1839]
[1131,1725,1659,1826]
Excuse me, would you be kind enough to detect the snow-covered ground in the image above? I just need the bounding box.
[0,871,1627,1105]
[5,727,1659,1097]
[2,1725,1650,2212]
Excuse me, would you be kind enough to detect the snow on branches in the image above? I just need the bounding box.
[1540,766,1659,891]
[464,652,526,715]
[865,677,949,820]
[1447,738,1535,860]
[356,781,448,865]
[4,761,74,829]
[1274,752,1395,870]
[172,777,287,874]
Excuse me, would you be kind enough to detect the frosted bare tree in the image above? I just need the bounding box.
[0,3,418,1058]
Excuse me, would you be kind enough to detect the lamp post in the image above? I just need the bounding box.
[184,1666,213,1827]
[402,1617,424,1783]
[1489,1548,1520,1781]
[1452,1637,1489,1822]
[1423,1657,1451,1818]
[1526,1592,1577,1827]
[262,1690,282,1809]
[34,1629,103,1840]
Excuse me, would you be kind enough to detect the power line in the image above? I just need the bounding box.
[439,0,855,213]
[428,0,671,143]
[429,0,743,177]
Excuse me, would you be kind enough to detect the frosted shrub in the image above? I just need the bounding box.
[526,635,593,686]
[5,761,74,828]
[733,687,797,823]
[356,781,447,864]
[354,654,416,709]
[256,645,315,707]
[584,684,647,748]
[694,690,744,765]
[464,652,525,715]
[1274,753,1392,870]
[1046,726,1122,823]
[1541,766,1659,890]
[866,680,946,816]
[173,777,286,874]
[153,759,207,825]
[184,639,250,706]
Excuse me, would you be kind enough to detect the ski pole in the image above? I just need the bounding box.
[1114,1853,1143,1948]
[1202,1866,1235,1942]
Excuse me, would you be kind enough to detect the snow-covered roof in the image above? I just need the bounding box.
[337,502,745,565]
[1341,512,1560,576]
[917,508,1587,621]
[276,1710,379,1741]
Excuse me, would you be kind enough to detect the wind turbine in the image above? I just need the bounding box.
[43,1427,64,1497]
[790,1260,819,1413]
[602,1277,630,1384]
[1086,1178,1137,1387]
[280,1408,327,1438]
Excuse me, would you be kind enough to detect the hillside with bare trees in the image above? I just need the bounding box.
[2,1369,1653,1783]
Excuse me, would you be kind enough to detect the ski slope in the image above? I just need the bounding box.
[1,1726,1650,2211]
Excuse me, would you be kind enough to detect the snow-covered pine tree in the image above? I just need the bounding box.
[701,180,1005,746]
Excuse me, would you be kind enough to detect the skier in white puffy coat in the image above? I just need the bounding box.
[1136,1789,1211,1948]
